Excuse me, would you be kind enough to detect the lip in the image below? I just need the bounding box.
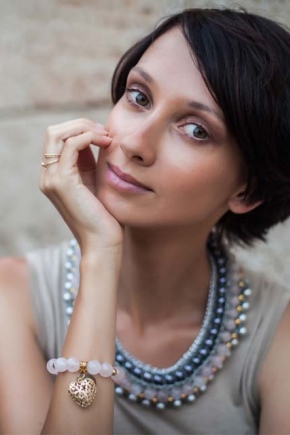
[105,163,153,193]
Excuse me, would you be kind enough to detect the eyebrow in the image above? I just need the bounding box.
[131,66,224,122]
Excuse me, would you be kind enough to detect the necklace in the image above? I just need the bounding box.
[63,237,251,410]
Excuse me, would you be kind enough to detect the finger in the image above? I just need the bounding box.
[41,119,110,178]
[44,118,108,151]
[58,131,111,172]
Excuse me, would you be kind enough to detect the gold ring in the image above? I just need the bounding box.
[45,158,60,166]
[44,153,61,158]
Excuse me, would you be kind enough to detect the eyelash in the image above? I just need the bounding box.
[125,86,211,143]
[126,87,150,108]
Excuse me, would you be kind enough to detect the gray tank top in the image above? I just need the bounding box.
[26,241,290,434]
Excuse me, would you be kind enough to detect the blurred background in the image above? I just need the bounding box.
[1,0,290,285]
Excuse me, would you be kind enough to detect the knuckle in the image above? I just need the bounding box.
[45,125,57,140]
[85,131,94,141]
[65,137,75,148]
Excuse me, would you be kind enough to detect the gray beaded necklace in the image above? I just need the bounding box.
[63,237,251,410]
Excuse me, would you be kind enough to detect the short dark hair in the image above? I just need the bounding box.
[111,8,290,246]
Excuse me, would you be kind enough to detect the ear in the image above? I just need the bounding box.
[228,190,263,215]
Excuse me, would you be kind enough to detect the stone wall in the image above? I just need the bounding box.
[1,0,290,285]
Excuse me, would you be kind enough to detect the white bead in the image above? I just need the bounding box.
[239,314,247,322]
[242,302,250,310]
[87,360,101,375]
[187,394,196,402]
[47,359,58,375]
[55,357,68,372]
[128,393,137,402]
[115,386,124,395]
[239,327,247,335]
[67,357,80,372]
[100,362,113,377]
[112,366,126,382]
[141,399,150,407]
[244,288,252,296]
[65,306,73,315]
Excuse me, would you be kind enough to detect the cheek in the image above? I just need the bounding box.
[159,153,241,208]
[106,101,130,136]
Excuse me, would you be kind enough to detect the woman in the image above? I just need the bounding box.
[0,7,290,434]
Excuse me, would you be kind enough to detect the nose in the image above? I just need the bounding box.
[119,117,160,166]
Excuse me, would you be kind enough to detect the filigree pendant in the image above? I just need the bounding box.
[68,373,97,407]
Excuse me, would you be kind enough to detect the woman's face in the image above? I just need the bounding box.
[96,27,246,232]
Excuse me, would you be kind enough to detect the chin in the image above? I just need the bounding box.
[96,187,150,227]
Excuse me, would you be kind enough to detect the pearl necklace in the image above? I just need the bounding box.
[63,238,251,410]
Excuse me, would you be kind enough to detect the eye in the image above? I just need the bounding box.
[182,123,209,141]
[127,88,150,108]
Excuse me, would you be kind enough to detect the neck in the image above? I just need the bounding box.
[117,226,212,333]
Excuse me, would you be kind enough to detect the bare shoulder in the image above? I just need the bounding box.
[0,255,28,283]
[258,302,290,434]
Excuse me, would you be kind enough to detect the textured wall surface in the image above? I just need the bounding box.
[1,0,290,285]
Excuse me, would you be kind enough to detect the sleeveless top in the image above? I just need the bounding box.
[26,241,290,435]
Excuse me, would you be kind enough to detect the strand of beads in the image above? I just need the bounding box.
[47,357,125,382]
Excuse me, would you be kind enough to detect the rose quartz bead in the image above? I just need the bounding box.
[131,384,142,396]
[211,355,223,369]
[193,376,206,390]
[47,359,58,375]
[67,357,80,372]
[201,365,213,377]
[230,296,239,307]
[144,387,156,400]
[157,389,169,402]
[171,387,182,400]
[87,360,101,375]
[217,343,231,357]
[182,383,194,395]
[220,331,231,342]
[112,366,126,382]
[100,362,113,377]
[55,357,68,372]
[225,319,236,330]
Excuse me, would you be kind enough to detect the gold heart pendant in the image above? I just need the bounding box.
[68,374,97,408]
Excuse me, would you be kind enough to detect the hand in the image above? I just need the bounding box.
[40,118,123,254]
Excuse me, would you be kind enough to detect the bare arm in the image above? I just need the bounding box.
[258,303,290,434]
[0,257,53,433]
[40,119,123,433]
[42,250,121,434]
[0,118,123,434]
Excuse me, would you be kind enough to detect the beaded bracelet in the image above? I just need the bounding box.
[47,357,125,408]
